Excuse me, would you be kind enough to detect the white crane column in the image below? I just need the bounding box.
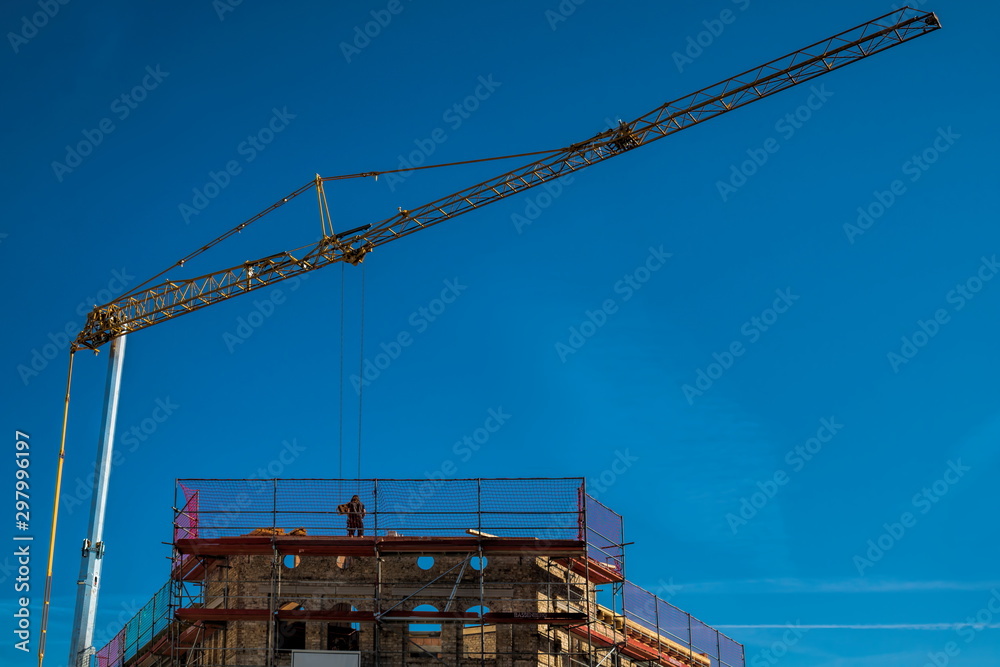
[68,334,126,667]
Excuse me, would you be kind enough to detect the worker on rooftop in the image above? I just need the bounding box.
[341,494,366,537]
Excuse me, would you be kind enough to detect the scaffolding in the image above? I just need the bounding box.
[95,478,743,667]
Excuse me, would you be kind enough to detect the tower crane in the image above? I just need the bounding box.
[73,8,940,351]
[42,8,940,667]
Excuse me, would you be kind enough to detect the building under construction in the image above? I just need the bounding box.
[92,478,743,667]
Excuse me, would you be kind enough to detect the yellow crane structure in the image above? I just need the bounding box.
[41,8,941,667]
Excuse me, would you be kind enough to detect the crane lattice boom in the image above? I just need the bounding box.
[74,7,939,352]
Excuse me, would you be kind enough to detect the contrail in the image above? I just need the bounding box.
[716,623,1000,631]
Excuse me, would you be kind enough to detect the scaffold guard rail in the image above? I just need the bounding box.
[584,493,624,572]
[623,581,745,667]
[174,478,589,541]
[93,479,742,667]
[92,582,171,667]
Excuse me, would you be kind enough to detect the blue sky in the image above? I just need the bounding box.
[3,1,998,665]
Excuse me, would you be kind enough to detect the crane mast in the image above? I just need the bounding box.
[73,7,940,352]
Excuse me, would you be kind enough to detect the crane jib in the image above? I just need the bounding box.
[72,8,940,353]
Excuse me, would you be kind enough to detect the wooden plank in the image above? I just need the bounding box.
[482,612,587,625]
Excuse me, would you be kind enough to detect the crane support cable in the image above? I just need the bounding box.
[72,7,940,352]
[126,180,319,298]
[316,146,567,183]
[128,149,567,304]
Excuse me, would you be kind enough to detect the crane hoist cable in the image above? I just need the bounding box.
[358,262,366,480]
[339,262,346,478]
[320,182,351,478]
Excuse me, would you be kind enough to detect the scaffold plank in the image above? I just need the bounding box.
[379,610,478,622]
[483,612,588,625]
[173,535,585,557]
[170,557,205,581]
[174,536,376,556]
[569,624,710,667]
[552,556,624,584]
[377,536,585,555]
[572,624,615,648]
[174,608,588,625]
[177,608,271,622]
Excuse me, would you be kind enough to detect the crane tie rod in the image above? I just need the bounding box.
[317,146,568,182]
[126,146,567,297]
